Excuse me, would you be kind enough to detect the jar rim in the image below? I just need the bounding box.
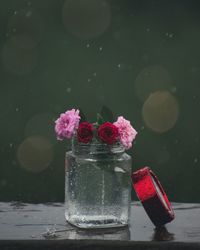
[72,137,125,155]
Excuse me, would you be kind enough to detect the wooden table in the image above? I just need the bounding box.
[0,202,200,249]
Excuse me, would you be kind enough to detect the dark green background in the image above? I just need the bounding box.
[0,0,200,203]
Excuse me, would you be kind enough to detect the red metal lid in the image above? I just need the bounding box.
[131,167,175,227]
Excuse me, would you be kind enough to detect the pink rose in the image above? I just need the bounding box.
[114,116,137,149]
[55,109,80,140]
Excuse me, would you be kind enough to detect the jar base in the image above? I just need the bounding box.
[66,215,128,229]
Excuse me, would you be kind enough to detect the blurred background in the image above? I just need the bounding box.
[0,0,200,203]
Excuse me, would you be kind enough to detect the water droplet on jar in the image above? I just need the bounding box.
[114,166,125,173]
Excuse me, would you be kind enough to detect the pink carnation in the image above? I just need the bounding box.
[114,116,137,149]
[55,109,80,140]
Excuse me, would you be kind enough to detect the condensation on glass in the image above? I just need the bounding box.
[65,139,132,228]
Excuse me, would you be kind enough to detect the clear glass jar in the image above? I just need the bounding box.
[65,139,132,229]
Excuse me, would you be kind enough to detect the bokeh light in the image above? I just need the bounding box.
[7,8,44,49]
[135,65,173,101]
[62,0,111,39]
[142,91,179,133]
[17,136,54,173]
[1,39,37,75]
[25,113,56,144]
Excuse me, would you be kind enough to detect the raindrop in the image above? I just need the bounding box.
[194,158,198,164]
[171,86,177,93]
[169,33,174,38]
[66,87,71,93]
[9,143,13,148]
[14,11,18,15]
[99,46,103,51]
[146,28,150,32]
[86,44,90,48]
[117,64,121,68]
[25,11,32,17]
[16,108,19,112]
[87,78,91,82]
[93,72,97,77]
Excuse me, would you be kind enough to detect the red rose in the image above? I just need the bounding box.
[98,122,118,145]
[77,122,94,143]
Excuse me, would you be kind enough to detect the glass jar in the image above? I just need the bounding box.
[65,139,132,229]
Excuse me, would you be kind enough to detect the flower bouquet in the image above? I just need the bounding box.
[55,108,137,149]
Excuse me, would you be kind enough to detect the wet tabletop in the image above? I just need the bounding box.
[0,202,200,249]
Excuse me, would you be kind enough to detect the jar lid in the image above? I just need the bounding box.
[131,167,175,227]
